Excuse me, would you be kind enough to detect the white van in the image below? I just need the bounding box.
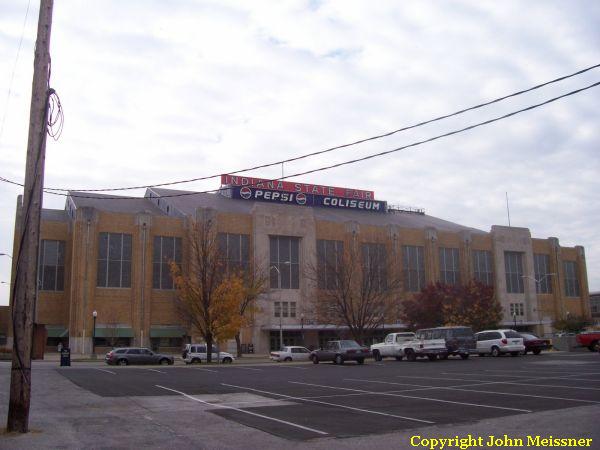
[475,330,525,357]
[183,344,235,364]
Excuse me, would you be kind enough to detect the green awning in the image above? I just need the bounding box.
[46,326,69,338]
[95,327,134,338]
[150,326,186,338]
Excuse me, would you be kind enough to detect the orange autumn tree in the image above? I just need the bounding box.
[170,217,246,362]
[443,281,501,331]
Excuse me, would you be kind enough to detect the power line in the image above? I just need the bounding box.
[3,79,594,201]
[0,0,32,148]
[28,62,600,193]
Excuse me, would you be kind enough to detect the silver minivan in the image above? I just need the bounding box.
[475,329,525,356]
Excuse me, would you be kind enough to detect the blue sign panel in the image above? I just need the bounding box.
[230,187,387,213]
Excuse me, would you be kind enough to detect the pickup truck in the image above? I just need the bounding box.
[576,331,600,352]
[402,330,449,361]
[370,332,416,361]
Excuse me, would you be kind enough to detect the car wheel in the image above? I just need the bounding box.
[490,347,500,357]
[406,349,417,362]
[117,359,128,366]
[427,355,437,361]
[373,351,382,362]
[222,357,233,364]
[533,349,541,355]
[191,358,201,364]
[357,358,364,365]
[589,341,599,352]
[335,355,344,365]
[159,358,169,365]
[395,356,403,361]
[460,353,469,360]
[284,357,292,362]
[311,355,319,364]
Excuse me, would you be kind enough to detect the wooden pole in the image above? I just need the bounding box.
[7,0,54,433]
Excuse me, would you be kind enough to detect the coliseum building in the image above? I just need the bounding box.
[6,175,591,355]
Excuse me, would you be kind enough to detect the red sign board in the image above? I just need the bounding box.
[221,174,374,200]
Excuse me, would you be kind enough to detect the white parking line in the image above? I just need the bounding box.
[94,368,116,375]
[155,385,328,436]
[486,369,600,376]
[191,368,219,373]
[222,383,434,424]
[146,369,166,374]
[484,370,600,380]
[272,365,309,370]
[349,378,600,405]
[403,374,600,391]
[230,367,263,371]
[290,381,532,413]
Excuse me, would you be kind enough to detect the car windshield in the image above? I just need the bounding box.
[340,340,361,348]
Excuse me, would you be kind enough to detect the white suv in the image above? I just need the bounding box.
[475,329,525,357]
[183,344,235,364]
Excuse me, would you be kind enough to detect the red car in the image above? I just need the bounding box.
[519,333,552,355]
[576,331,600,352]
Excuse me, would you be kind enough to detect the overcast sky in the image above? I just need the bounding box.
[1,0,599,306]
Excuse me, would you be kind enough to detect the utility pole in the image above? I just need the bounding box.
[7,0,54,433]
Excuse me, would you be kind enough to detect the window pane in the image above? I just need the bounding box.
[43,266,56,290]
[163,237,175,261]
[153,262,161,289]
[108,234,122,260]
[98,233,108,260]
[153,236,161,263]
[108,261,121,287]
[97,259,107,287]
[240,235,249,264]
[122,234,132,261]
[121,261,131,288]
[161,262,172,289]
[228,235,240,262]
[56,266,64,291]
[175,237,182,263]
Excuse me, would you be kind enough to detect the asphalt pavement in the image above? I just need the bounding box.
[1,351,599,449]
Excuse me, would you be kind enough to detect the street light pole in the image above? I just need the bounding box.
[300,313,304,346]
[92,310,97,358]
[270,265,283,350]
[513,312,517,329]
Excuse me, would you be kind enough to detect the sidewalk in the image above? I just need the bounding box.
[36,351,275,365]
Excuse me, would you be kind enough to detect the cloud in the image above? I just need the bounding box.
[0,0,599,306]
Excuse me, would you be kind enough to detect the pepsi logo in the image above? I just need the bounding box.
[240,187,252,200]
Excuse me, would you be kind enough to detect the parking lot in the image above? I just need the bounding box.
[57,352,600,441]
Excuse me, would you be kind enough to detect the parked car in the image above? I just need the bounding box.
[519,333,552,355]
[270,346,312,362]
[310,340,371,365]
[575,331,600,352]
[105,347,174,366]
[419,326,476,359]
[184,344,235,364]
[371,332,416,361]
[475,330,525,356]
[401,329,449,361]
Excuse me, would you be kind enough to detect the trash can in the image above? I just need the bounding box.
[60,348,71,367]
